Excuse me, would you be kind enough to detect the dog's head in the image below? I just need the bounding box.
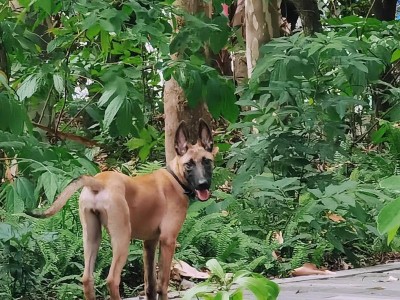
[174,119,219,201]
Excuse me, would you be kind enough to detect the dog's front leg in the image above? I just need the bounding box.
[143,239,158,300]
[157,237,176,300]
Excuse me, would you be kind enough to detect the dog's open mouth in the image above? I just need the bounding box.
[195,189,210,201]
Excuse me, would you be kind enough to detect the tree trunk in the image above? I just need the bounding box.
[371,0,397,116]
[0,39,9,82]
[291,0,322,35]
[164,80,211,163]
[372,0,397,21]
[164,0,212,164]
[245,0,281,77]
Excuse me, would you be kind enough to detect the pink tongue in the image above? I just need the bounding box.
[195,189,210,201]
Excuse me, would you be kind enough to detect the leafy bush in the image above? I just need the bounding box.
[183,259,279,300]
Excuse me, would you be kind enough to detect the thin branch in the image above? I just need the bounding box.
[33,122,99,147]
[360,0,376,36]
[351,102,399,147]
[38,85,53,124]
[61,91,100,131]
[55,30,85,135]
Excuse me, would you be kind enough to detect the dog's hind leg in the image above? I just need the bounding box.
[143,239,158,300]
[80,208,101,300]
[105,197,131,300]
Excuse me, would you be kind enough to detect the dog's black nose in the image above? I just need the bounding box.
[196,178,210,190]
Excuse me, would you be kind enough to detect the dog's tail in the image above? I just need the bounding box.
[26,175,103,218]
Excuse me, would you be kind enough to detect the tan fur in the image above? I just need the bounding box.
[30,130,217,300]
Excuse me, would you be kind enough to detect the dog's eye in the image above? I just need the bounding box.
[202,158,212,165]
[185,160,195,170]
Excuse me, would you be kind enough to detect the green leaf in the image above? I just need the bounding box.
[231,289,244,300]
[206,78,222,119]
[126,138,147,150]
[391,49,400,63]
[77,158,98,175]
[15,177,36,210]
[87,23,101,40]
[221,82,239,122]
[37,0,52,14]
[234,276,279,300]
[321,197,338,211]
[139,128,153,143]
[170,30,190,54]
[138,144,151,161]
[9,100,24,134]
[6,184,24,213]
[377,197,400,236]
[186,70,203,107]
[333,193,356,207]
[53,74,64,94]
[103,95,125,129]
[209,16,230,54]
[99,84,117,107]
[206,259,225,280]
[350,61,368,73]
[0,96,11,131]
[324,181,357,197]
[380,175,400,192]
[116,100,134,136]
[39,172,58,203]
[273,177,299,189]
[0,223,13,242]
[17,74,40,100]
[0,70,8,87]
[182,283,214,300]
[214,291,230,300]
[100,19,116,32]
[0,141,25,149]
[387,225,399,245]
[190,54,205,66]
[326,232,345,252]
[100,30,110,54]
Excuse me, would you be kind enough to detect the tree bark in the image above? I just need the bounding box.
[372,0,397,21]
[370,0,397,116]
[291,0,322,35]
[0,23,9,81]
[245,0,281,77]
[164,0,212,164]
[164,80,211,163]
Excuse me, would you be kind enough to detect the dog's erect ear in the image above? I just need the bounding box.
[175,121,189,156]
[198,119,213,152]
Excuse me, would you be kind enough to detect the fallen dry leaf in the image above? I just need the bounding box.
[271,231,283,260]
[341,261,352,270]
[273,231,284,244]
[180,279,195,290]
[272,251,279,260]
[4,155,18,182]
[292,263,336,277]
[327,212,346,223]
[172,260,209,279]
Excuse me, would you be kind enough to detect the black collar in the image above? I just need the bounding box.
[166,166,195,198]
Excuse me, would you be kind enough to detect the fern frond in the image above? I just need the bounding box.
[134,161,163,175]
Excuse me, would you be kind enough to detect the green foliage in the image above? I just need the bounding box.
[0,0,239,296]
[126,125,164,161]
[183,259,279,300]
[1,2,400,299]
[224,18,400,275]
[0,221,52,299]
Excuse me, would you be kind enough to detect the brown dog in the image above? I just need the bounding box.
[28,120,218,300]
